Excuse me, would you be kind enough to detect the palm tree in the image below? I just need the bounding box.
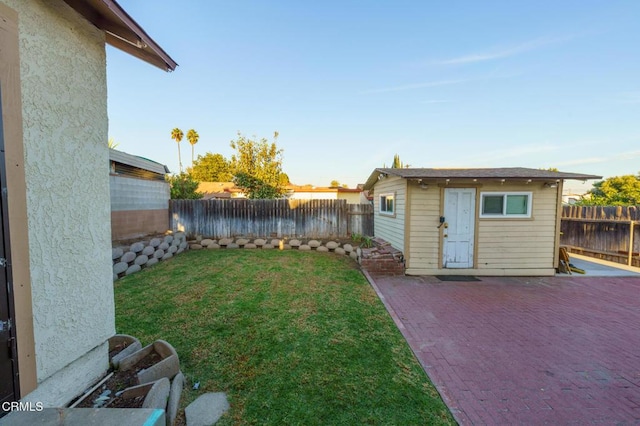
[171,127,184,172]
[186,129,199,167]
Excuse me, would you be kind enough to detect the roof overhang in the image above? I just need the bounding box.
[363,167,603,190]
[62,0,177,71]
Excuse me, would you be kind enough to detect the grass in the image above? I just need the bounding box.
[114,249,454,425]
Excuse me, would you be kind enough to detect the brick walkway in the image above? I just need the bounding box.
[366,273,640,425]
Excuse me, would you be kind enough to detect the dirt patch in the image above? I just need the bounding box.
[74,351,162,408]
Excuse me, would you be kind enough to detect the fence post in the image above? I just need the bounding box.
[629,221,635,266]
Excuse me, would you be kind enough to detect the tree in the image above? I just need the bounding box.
[578,174,640,206]
[229,131,285,199]
[167,173,203,199]
[171,128,184,172]
[187,129,199,167]
[189,152,233,182]
[108,137,119,149]
[330,180,340,188]
[392,154,402,168]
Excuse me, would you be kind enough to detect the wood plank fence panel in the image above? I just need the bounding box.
[560,205,640,267]
[170,199,374,239]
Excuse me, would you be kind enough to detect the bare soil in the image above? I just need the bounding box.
[74,351,162,408]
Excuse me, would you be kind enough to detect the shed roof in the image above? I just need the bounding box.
[364,167,602,190]
[62,0,177,71]
[109,149,169,175]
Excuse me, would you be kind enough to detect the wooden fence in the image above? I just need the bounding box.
[560,205,640,267]
[170,199,374,239]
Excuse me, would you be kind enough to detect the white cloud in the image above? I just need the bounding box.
[554,149,640,167]
[436,35,576,65]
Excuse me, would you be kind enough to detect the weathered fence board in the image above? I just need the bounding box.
[560,206,640,267]
[170,199,373,239]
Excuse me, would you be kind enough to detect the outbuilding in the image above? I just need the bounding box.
[363,168,600,276]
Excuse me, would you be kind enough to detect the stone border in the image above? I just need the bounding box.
[112,232,188,280]
[189,237,361,261]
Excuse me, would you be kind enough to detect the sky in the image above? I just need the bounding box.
[106,1,640,193]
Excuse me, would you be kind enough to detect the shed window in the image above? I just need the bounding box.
[480,192,532,218]
[379,193,395,215]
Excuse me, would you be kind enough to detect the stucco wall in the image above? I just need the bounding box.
[5,0,114,404]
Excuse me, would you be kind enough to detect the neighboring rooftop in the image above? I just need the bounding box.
[364,167,602,189]
[62,0,177,71]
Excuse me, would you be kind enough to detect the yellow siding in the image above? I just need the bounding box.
[406,181,560,275]
[372,176,406,251]
[476,183,558,271]
[406,182,441,270]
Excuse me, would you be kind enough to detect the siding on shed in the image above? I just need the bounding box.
[405,181,559,276]
[372,175,406,252]
[405,181,442,271]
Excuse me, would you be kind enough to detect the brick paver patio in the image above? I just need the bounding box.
[366,273,640,425]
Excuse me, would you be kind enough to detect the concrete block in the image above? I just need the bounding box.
[167,371,184,426]
[179,241,188,250]
[150,238,162,248]
[308,239,321,248]
[134,255,149,266]
[142,246,156,256]
[154,249,165,259]
[326,241,339,250]
[131,242,145,253]
[118,377,170,410]
[185,393,230,426]
[226,243,239,249]
[317,246,329,252]
[289,239,301,247]
[121,251,136,263]
[236,238,249,246]
[244,243,257,249]
[299,245,311,251]
[146,257,159,267]
[113,262,128,275]
[159,242,170,251]
[109,334,142,369]
[112,247,124,260]
[176,248,184,254]
[343,244,354,253]
[168,246,178,254]
[201,238,214,247]
[207,244,220,249]
[218,238,233,246]
[174,232,185,240]
[350,251,358,260]
[190,244,203,250]
[270,239,281,247]
[164,235,174,244]
[161,252,173,261]
[334,247,346,255]
[126,264,142,275]
[120,340,180,385]
[262,244,274,249]
[254,238,266,246]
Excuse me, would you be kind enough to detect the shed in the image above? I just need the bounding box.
[0,0,175,408]
[363,168,601,276]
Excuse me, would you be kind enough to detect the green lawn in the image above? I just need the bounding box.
[114,249,454,425]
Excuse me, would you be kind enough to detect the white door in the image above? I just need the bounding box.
[443,188,475,268]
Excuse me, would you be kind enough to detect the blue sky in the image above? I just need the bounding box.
[107,1,639,191]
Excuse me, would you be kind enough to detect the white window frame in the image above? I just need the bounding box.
[480,191,532,218]
[379,192,395,216]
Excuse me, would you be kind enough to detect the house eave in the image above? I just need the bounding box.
[62,0,177,71]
